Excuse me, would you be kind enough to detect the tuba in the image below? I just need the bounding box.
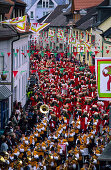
[40,104,49,114]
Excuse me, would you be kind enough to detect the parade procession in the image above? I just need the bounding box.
[0,0,111,170]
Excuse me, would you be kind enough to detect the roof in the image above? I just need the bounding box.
[0,0,13,14]
[38,13,50,23]
[54,0,66,5]
[101,27,111,37]
[50,12,67,27]
[77,17,94,30]
[45,4,69,23]
[75,7,97,28]
[16,0,26,5]
[0,86,12,100]
[3,0,14,5]
[73,0,104,11]
[0,24,31,40]
[0,0,14,5]
[98,141,111,161]
[0,25,17,40]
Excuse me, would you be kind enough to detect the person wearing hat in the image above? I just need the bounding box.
[65,154,77,169]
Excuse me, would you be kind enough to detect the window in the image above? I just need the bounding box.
[60,43,63,49]
[43,1,45,7]
[76,31,78,39]
[91,35,95,45]
[37,0,42,8]
[87,33,89,42]
[43,12,46,16]
[87,51,89,61]
[30,11,33,19]
[46,1,48,7]
[49,0,54,8]
[0,56,4,71]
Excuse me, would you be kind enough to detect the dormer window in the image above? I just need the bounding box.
[37,0,54,8]
[37,0,42,8]
[49,0,54,8]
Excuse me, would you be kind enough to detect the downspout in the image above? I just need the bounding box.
[11,30,20,113]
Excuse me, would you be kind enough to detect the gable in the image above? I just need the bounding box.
[28,0,57,12]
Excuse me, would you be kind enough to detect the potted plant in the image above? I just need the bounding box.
[1,71,7,80]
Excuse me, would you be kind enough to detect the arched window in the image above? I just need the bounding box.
[49,0,54,8]
[37,0,42,8]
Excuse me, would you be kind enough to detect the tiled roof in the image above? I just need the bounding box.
[73,0,104,10]
[50,12,67,27]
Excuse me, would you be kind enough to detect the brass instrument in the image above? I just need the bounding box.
[40,104,49,114]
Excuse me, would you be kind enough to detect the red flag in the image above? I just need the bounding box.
[95,51,99,55]
[73,52,78,57]
[16,49,19,53]
[31,70,37,73]
[13,71,18,77]
[60,52,64,57]
[46,51,50,56]
[21,53,25,55]
[106,50,109,54]
[89,66,95,74]
[7,52,11,57]
[27,50,29,53]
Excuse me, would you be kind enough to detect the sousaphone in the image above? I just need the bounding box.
[40,104,49,114]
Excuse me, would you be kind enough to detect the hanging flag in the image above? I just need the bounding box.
[95,57,111,101]
[13,71,18,77]
[31,70,37,73]
[7,52,11,57]
[1,52,4,56]
[21,70,26,74]
[89,66,95,74]
[0,15,27,24]
[16,49,19,53]
[16,20,26,32]
[30,23,50,33]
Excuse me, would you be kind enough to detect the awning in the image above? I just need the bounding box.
[101,27,111,38]
[0,86,12,100]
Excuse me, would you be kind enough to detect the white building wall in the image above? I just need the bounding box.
[0,39,12,117]
[13,35,30,107]
[27,0,57,23]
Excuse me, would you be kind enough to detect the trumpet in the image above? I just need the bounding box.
[40,104,49,114]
